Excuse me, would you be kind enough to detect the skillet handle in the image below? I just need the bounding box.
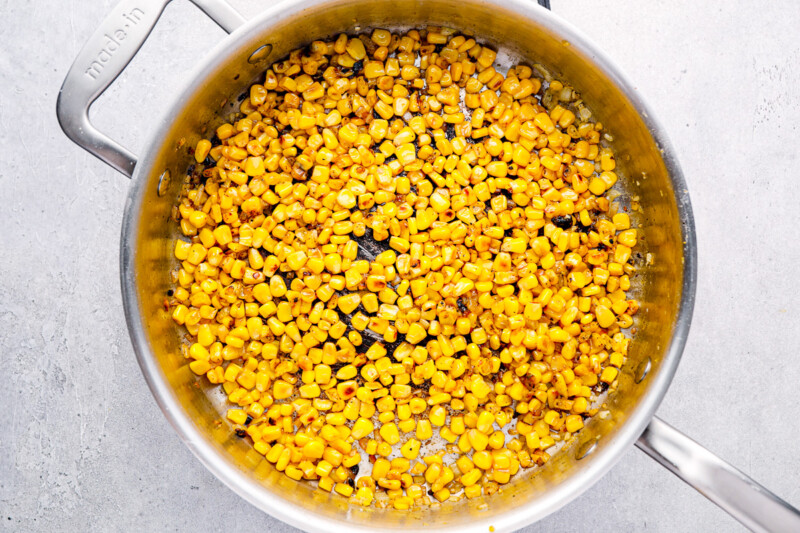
[637,416,800,532]
[56,0,245,178]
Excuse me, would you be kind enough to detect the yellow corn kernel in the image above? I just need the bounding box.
[346,38,367,60]
[600,366,618,384]
[618,229,638,247]
[338,293,362,314]
[595,305,616,328]
[226,409,247,425]
[416,419,433,440]
[286,251,308,270]
[189,360,211,375]
[613,213,631,230]
[334,483,354,497]
[273,380,294,400]
[379,422,400,445]
[351,418,375,439]
[565,415,584,433]
[400,438,421,460]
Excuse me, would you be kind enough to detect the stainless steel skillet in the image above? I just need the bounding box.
[57,0,800,530]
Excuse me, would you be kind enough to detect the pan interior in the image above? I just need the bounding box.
[124,0,691,530]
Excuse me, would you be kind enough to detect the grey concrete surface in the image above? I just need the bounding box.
[2,0,799,531]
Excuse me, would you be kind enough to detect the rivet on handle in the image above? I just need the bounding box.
[248,44,274,65]
[157,170,171,196]
[634,356,651,383]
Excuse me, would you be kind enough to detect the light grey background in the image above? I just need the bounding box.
[2,0,799,531]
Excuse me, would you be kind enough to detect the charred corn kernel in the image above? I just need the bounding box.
[171,27,638,508]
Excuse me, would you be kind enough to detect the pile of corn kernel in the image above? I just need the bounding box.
[169,27,640,509]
